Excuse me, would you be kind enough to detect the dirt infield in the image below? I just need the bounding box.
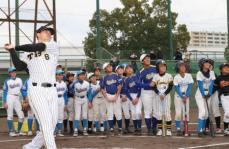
[0,108,228,149]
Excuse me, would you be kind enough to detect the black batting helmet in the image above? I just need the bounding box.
[156,59,167,72]
[175,61,186,73]
[219,63,229,70]
[198,58,211,70]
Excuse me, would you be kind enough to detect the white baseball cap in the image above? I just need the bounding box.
[87,72,95,79]
[140,54,149,62]
[103,62,111,69]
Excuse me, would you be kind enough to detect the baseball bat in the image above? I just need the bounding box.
[162,100,166,137]
[205,97,215,137]
[184,101,189,136]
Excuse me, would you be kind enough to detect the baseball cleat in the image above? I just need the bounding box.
[9,132,18,137]
[18,132,27,136]
[166,130,172,136]
[109,128,115,136]
[156,129,162,136]
[100,127,104,132]
[27,131,33,136]
[118,128,123,136]
[224,128,229,136]
[73,130,78,137]
[198,132,204,137]
[176,129,182,136]
[83,130,88,136]
[216,128,222,134]
[57,131,64,137]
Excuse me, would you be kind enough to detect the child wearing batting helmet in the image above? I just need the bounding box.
[195,58,216,137]
[173,61,194,136]
[152,60,173,136]
[205,59,222,134]
[214,63,229,136]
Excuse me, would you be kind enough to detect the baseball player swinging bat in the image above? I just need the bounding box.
[204,96,215,137]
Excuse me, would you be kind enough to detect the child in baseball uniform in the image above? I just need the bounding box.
[87,72,106,133]
[214,63,229,136]
[152,60,173,136]
[65,72,76,134]
[100,63,122,135]
[55,69,68,136]
[21,79,40,136]
[73,70,90,137]
[94,66,108,131]
[137,54,157,136]
[195,58,215,137]
[116,64,132,134]
[173,61,194,136]
[124,64,142,135]
[205,59,221,133]
[3,67,25,137]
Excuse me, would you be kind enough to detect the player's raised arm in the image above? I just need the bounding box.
[15,43,46,52]
[4,45,28,71]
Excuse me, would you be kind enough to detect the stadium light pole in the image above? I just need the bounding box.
[96,0,101,60]
[168,0,174,60]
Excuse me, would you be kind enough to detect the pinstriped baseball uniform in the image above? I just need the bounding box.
[22,41,59,149]
[153,73,173,121]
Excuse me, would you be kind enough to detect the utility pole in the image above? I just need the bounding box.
[15,0,19,47]
[168,0,173,60]
[96,0,101,59]
[227,0,229,47]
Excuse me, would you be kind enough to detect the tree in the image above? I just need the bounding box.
[83,0,190,64]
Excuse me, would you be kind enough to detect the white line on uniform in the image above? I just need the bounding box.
[178,142,229,149]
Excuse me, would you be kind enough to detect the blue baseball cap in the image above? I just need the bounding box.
[8,67,16,73]
[56,69,64,75]
[76,70,86,76]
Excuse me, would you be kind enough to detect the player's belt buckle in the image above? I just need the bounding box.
[97,97,102,98]
[58,95,63,98]
[11,94,19,96]
[182,92,185,95]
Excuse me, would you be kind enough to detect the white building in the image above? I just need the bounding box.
[188,31,227,61]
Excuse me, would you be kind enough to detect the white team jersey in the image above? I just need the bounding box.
[196,70,215,94]
[153,73,173,94]
[56,81,67,96]
[90,80,102,98]
[21,41,59,84]
[3,77,23,96]
[173,73,194,95]
[74,80,89,97]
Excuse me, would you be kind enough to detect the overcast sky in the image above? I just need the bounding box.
[0,0,227,46]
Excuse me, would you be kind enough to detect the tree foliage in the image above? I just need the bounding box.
[83,0,190,60]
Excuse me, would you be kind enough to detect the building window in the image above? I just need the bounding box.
[214,37,219,40]
[215,41,219,44]
[221,42,225,44]
[208,37,213,40]
[208,41,213,43]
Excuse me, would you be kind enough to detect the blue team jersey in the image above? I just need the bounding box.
[137,65,157,90]
[124,74,141,100]
[118,75,126,95]
[100,73,122,95]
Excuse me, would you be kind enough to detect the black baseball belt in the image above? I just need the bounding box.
[32,82,56,88]
[76,96,85,98]
[58,95,63,98]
